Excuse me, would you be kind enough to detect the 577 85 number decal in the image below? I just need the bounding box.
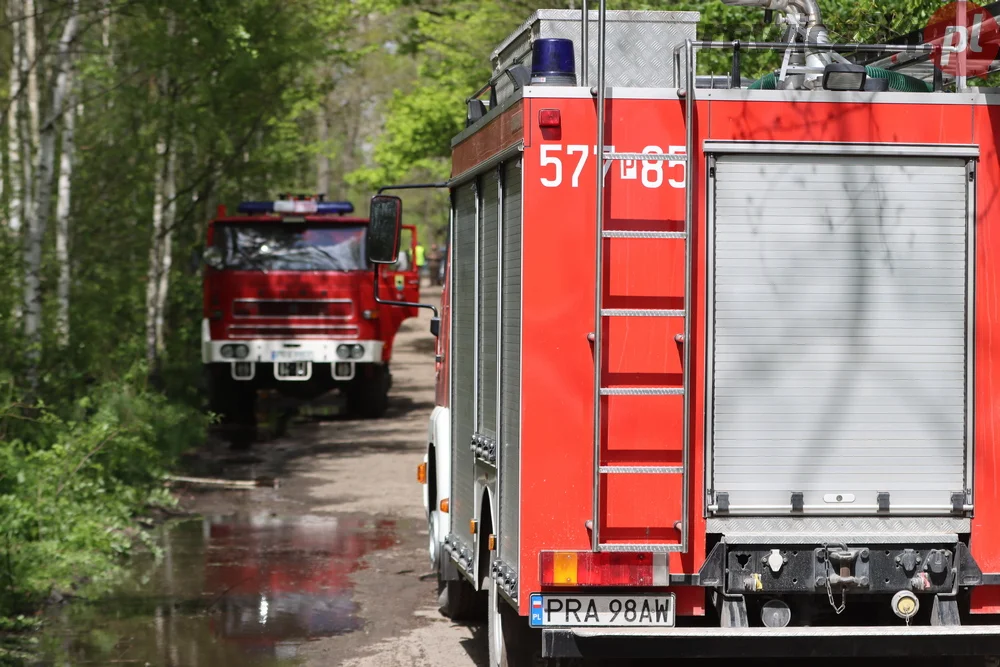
[539,144,686,189]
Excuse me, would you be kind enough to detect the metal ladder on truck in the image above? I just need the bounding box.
[588,1,694,554]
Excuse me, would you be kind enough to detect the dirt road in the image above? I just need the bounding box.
[186,288,488,667]
[290,291,488,666]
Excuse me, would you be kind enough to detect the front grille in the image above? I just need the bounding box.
[232,299,353,319]
[227,324,359,339]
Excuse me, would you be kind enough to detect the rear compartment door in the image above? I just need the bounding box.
[706,145,974,516]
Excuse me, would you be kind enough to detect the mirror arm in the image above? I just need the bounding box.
[373,265,438,318]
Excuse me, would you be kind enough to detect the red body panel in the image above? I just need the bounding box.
[447,91,1000,617]
[972,104,1000,613]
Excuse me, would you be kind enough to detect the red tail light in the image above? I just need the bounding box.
[540,551,668,587]
[538,109,561,128]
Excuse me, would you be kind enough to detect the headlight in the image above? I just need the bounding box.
[232,344,249,359]
[350,344,365,359]
[221,344,235,359]
[337,344,351,359]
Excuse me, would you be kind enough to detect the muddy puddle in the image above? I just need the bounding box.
[39,513,397,666]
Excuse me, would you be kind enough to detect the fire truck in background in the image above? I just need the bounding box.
[202,196,419,441]
[368,1,1000,664]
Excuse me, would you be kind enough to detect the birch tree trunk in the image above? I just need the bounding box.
[145,137,167,367]
[154,140,176,356]
[55,73,76,348]
[24,2,79,384]
[316,103,330,196]
[7,0,22,238]
[19,0,37,331]
[23,0,39,170]
[145,12,175,371]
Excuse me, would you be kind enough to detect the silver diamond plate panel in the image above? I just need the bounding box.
[601,388,683,396]
[492,10,698,104]
[599,543,685,553]
[603,231,687,239]
[600,466,683,474]
[707,516,970,536]
[606,153,687,161]
[601,309,685,317]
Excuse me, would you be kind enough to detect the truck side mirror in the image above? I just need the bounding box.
[430,317,440,338]
[203,246,225,270]
[368,195,403,264]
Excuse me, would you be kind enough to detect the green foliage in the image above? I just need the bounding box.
[0,0,382,629]
[0,370,206,617]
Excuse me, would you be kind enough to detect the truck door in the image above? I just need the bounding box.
[379,225,420,321]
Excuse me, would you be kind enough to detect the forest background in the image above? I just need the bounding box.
[0,0,966,636]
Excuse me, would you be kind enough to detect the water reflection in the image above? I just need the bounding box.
[41,513,396,666]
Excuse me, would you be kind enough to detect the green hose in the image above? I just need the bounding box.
[748,66,932,92]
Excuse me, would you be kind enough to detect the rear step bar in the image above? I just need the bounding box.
[544,625,1000,659]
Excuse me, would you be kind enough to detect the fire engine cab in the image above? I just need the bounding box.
[202,195,419,437]
[369,2,1000,664]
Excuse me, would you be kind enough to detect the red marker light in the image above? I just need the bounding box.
[538,109,561,128]
[540,551,669,587]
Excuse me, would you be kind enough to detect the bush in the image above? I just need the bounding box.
[0,366,207,617]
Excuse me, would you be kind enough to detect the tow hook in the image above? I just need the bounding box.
[815,544,870,613]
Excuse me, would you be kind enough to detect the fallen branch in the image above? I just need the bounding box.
[164,475,278,490]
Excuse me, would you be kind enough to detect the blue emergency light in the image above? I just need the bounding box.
[530,38,576,86]
[236,200,354,215]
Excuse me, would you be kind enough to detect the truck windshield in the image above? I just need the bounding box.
[215,223,368,272]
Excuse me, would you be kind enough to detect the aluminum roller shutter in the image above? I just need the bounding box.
[451,182,477,542]
[499,159,522,565]
[710,153,970,515]
[479,174,500,439]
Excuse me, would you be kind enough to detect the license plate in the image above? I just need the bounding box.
[529,593,675,628]
[271,350,312,361]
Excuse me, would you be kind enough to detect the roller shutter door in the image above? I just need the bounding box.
[710,153,970,515]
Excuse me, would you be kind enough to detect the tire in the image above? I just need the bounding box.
[438,570,485,621]
[222,382,257,450]
[347,364,390,419]
[488,558,539,667]
[206,366,231,417]
[227,386,258,450]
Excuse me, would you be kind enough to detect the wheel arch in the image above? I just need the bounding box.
[476,485,495,590]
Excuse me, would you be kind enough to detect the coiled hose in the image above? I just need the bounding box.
[748,66,932,92]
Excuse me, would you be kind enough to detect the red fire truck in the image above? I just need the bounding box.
[202,196,419,439]
[368,2,1000,663]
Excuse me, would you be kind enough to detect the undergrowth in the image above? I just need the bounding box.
[0,365,206,622]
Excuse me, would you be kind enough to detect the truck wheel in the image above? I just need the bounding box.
[227,385,257,450]
[206,366,231,417]
[347,364,390,419]
[488,561,539,666]
[437,572,484,621]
